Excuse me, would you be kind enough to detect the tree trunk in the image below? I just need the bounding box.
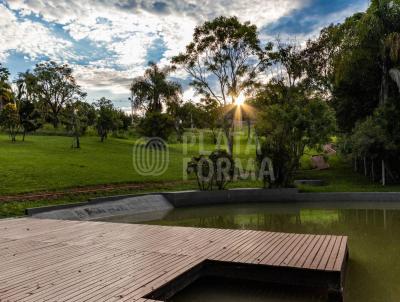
[371,158,375,182]
[380,57,389,105]
[76,135,80,149]
[211,129,217,145]
[382,159,386,186]
[223,120,234,155]
[247,119,251,139]
[364,157,367,176]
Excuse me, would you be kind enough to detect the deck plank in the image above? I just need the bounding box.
[0,218,348,301]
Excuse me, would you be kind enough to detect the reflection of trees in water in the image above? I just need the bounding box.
[340,209,400,232]
[161,207,400,239]
[193,213,302,231]
[180,208,400,237]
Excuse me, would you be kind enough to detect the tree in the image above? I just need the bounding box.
[0,103,20,142]
[15,72,42,141]
[33,61,86,128]
[200,98,221,144]
[61,101,90,148]
[187,149,235,190]
[75,101,96,128]
[0,64,13,111]
[311,1,400,131]
[255,85,336,187]
[254,43,336,188]
[130,63,181,113]
[116,110,132,131]
[137,112,174,141]
[18,100,42,141]
[165,98,185,142]
[172,16,269,154]
[93,98,118,142]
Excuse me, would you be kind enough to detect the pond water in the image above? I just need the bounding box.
[168,276,326,302]
[100,201,400,302]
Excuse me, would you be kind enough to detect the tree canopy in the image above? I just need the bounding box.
[130,63,181,113]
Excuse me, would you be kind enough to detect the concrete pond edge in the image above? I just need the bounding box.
[25,188,400,220]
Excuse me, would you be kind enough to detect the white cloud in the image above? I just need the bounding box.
[0,3,72,61]
[5,0,307,66]
[182,87,201,102]
[2,0,367,106]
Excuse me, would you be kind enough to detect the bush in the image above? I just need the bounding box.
[255,97,336,188]
[187,149,235,190]
[137,112,174,140]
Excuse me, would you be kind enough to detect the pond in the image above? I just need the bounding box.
[100,201,400,302]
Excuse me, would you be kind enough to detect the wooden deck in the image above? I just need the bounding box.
[0,218,348,301]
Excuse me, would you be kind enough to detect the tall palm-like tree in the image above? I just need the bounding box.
[130,63,181,113]
[0,64,13,110]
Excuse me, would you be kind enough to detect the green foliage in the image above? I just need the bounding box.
[173,16,270,154]
[0,63,10,82]
[32,61,86,128]
[0,64,14,110]
[209,149,235,190]
[18,100,42,140]
[61,101,94,148]
[130,62,181,113]
[173,16,266,105]
[311,0,400,131]
[137,111,174,140]
[0,103,20,142]
[93,97,120,142]
[199,98,222,144]
[350,102,400,159]
[255,83,336,188]
[187,149,235,190]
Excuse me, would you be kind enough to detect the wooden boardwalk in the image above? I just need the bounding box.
[0,218,348,301]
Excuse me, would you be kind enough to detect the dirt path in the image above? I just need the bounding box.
[0,180,193,203]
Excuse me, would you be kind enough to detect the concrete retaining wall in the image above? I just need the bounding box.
[163,188,299,207]
[27,189,400,221]
[31,194,173,220]
[297,192,400,202]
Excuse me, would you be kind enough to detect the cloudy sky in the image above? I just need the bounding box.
[1,0,368,110]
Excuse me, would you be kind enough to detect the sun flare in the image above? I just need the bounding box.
[236,92,246,106]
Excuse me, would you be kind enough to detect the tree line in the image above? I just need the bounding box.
[307,0,400,184]
[0,61,134,146]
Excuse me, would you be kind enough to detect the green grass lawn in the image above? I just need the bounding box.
[0,132,258,195]
[296,154,400,192]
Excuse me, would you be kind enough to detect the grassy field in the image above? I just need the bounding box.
[0,131,258,195]
[1,131,400,218]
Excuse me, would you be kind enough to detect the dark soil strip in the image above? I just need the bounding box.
[0,181,194,203]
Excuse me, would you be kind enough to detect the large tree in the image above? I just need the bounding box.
[172,16,269,154]
[310,0,400,132]
[33,61,86,128]
[130,63,181,113]
[254,43,336,187]
[15,72,42,140]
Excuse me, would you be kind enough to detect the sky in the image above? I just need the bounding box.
[0,0,369,111]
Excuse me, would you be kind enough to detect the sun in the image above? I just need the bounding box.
[236,92,246,106]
